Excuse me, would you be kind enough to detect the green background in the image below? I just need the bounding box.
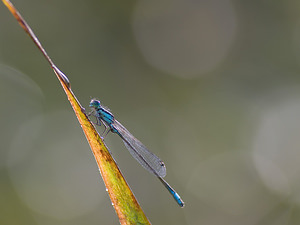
[1,0,300,224]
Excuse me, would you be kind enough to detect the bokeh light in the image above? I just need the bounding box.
[253,88,300,200]
[132,0,237,78]
[7,111,104,220]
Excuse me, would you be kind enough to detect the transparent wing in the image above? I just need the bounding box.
[112,119,166,178]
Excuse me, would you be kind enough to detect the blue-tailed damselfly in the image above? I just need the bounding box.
[89,99,184,207]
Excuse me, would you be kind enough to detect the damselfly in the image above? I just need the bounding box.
[89,99,185,207]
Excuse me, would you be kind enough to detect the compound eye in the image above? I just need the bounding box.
[89,99,100,108]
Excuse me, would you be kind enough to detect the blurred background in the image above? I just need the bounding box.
[1,0,300,224]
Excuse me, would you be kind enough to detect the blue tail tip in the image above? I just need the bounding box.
[174,192,185,208]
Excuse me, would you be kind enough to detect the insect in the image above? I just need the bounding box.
[89,99,184,207]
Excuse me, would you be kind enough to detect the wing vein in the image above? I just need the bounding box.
[112,120,166,178]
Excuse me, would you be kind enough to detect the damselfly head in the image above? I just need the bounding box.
[89,99,101,108]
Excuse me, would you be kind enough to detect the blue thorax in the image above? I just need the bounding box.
[89,99,117,133]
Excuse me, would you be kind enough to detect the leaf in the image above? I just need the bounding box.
[2,0,151,224]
